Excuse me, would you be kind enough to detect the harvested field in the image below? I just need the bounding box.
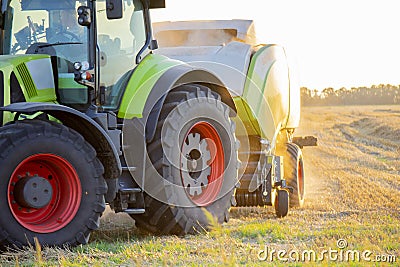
[1,105,399,266]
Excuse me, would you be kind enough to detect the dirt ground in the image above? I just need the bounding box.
[298,105,400,213]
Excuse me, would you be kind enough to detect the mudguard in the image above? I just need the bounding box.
[143,64,236,141]
[0,102,122,179]
[119,54,236,141]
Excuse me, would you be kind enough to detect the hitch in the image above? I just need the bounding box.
[293,136,318,149]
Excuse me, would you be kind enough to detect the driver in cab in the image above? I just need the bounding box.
[47,9,85,44]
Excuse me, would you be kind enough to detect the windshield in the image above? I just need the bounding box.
[7,0,88,64]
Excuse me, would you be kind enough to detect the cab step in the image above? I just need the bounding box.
[123,208,145,214]
[119,187,142,194]
[121,166,137,172]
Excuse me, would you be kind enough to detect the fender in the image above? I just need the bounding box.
[119,54,235,112]
[0,102,122,179]
[120,61,237,142]
[145,64,237,141]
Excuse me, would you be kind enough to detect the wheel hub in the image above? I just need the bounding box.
[180,121,225,207]
[8,154,82,233]
[14,174,53,209]
[181,133,212,196]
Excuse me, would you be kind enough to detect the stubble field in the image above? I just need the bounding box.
[1,105,399,266]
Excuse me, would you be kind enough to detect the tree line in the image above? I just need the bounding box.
[301,84,400,106]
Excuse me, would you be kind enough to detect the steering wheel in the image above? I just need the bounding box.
[45,29,84,62]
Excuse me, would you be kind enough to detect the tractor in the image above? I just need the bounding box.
[0,0,315,248]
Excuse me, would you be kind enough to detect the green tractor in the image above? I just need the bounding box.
[0,0,315,248]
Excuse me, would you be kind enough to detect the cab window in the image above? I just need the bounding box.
[96,0,146,109]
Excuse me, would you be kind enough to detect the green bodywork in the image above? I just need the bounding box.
[0,54,56,101]
[232,97,260,137]
[0,54,57,123]
[117,53,182,119]
[238,44,291,140]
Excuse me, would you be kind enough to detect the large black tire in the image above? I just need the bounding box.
[279,143,305,207]
[132,84,239,235]
[0,120,106,248]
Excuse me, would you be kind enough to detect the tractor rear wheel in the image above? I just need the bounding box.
[0,120,106,248]
[279,143,305,207]
[132,84,239,234]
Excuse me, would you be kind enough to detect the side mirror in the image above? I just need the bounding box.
[106,0,123,19]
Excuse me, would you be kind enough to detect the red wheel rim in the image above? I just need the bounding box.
[8,154,81,233]
[180,121,225,206]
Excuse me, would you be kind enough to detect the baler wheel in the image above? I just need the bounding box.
[274,189,289,218]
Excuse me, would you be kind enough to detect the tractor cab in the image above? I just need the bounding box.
[0,0,154,111]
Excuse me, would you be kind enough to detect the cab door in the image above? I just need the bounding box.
[96,0,147,109]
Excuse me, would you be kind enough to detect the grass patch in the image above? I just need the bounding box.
[1,209,399,266]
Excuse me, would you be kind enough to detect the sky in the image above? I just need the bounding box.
[150,0,400,90]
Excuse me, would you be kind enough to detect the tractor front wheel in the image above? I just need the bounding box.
[0,120,106,248]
